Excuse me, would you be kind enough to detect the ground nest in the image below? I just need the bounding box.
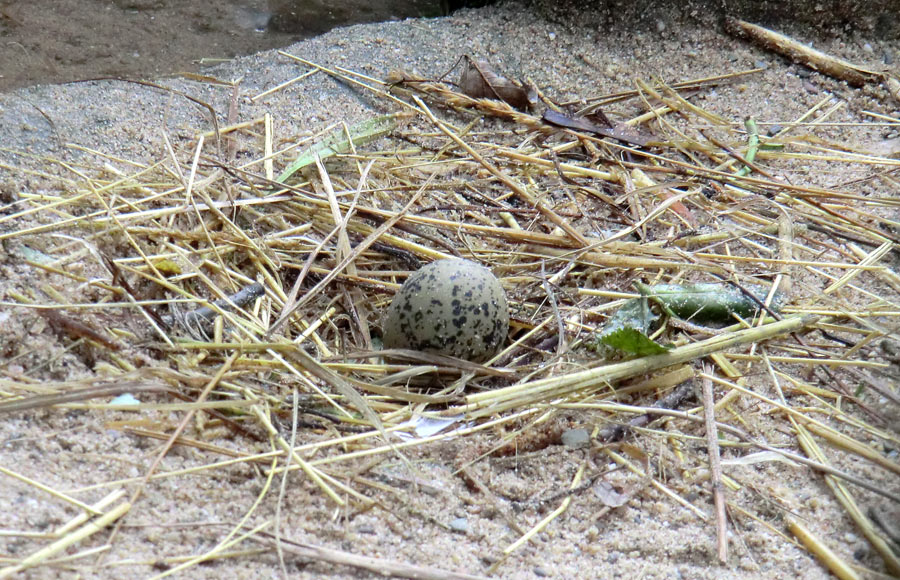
[0,43,899,579]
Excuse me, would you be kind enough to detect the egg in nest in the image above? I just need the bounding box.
[382,258,509,362]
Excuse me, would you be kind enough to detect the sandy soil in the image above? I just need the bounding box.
[1,1,899,579]
[0,0,444,92]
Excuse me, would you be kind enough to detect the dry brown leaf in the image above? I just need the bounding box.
[458,56,533,110]
[542,109,652,147]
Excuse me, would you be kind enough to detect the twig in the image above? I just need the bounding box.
[725,18,881,87]
[595,379,695,442]
[248,529,489,580]
[540,260,566,355]
[785,515,861,580]
[0,380,173,414]
[275,388,300,576]
[457,465,525,535]
[267,177,429,335]
[490,463,586,573]
[412,95,590,247]
[701,365,728,563]
[101,352,240,561]
[35,308,122,351]
[464,315,819,417]
[588,401,900,504]
[165,282,266,336]
[0,501,130,578]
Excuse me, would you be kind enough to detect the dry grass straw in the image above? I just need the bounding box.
[0,52,898,577]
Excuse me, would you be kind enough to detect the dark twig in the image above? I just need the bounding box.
[702,364,728,563]
[595,380,695,442]
[165,282,265,337]
[36,308,122,351]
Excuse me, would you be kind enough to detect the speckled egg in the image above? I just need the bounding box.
[382,258,509,362]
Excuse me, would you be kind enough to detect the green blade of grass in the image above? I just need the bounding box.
[275,114,398,183]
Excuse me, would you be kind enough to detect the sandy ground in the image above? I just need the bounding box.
[1,1,899,579]
[0,0,444,92]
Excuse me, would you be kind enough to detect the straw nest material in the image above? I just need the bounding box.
[0,49,898,579]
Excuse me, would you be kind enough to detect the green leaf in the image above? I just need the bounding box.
[639,282,781,323]
[276,113,398,184]
[598,327,670,356]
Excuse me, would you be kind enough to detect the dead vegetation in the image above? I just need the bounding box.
[0,45,899,579]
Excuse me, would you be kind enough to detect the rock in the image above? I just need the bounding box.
[561,428,590,449]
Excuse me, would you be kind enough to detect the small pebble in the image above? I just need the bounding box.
[862,42,873,54]
[884,51,894,65]
[534,566,550,577]
[561,428,590,449]
[0,180,19,203]
[880,339,899,356]
[740,556,757,571]
[109,393,140,406]
[655,19,666,33]
[449,517,469,533]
